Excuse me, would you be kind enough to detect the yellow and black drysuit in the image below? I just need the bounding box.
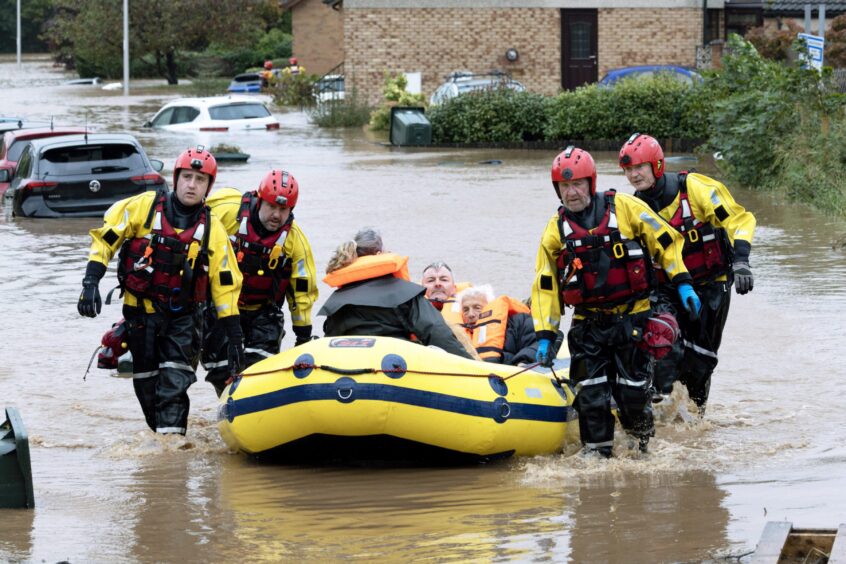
[531,190,690,455]
[202,188,318,396]
[635,172,756,409]
[83,190,242,434]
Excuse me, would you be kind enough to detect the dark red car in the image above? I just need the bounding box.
[0,127,88,194]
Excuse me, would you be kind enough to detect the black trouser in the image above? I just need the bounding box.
[202,304,285,396]
[651,281,731,408]
[123,305,201,435]
[568,310,654,454]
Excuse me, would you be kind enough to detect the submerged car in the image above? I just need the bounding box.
[0,127,90,194]
[429,71,525,105]
[227,72,263,93]
[4,133,165,218]
[598,65,703,87]
[145,96,280,131]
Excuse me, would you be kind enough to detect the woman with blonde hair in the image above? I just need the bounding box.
[318,228,473,359]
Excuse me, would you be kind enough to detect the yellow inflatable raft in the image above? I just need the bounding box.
[217,336,578,463]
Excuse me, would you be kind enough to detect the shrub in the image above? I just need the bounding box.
[370,73,426,131]
[430,89,549,143]
[545,75,712,141]
[309,92,373,128]
[705,34,844,189]
[271,72,319,107]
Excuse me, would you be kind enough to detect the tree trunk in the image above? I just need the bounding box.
[165,48,178,85]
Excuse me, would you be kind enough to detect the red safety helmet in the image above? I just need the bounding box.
[173,146,217,195]
[257,169,298,209]
[264,60,273,70]
[551,146,597,196]
[619,133,665,179]
[289,57,298,66]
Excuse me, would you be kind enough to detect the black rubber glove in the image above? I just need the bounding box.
[78,261,107,318]
[219,315,246,376]
[733,262,754,295]
[292,324,314,346]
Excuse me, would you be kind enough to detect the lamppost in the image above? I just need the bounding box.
[17,0,21,68]
[124,0,130,96]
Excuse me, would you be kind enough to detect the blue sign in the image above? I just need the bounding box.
[798,33,825,71]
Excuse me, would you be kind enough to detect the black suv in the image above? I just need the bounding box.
[3,133,165,218]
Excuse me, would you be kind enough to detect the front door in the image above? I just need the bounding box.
[561,9,598,90]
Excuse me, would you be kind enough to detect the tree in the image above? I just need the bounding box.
[744,19,804,61]
[0,0,52,53]
[43,0,282,83]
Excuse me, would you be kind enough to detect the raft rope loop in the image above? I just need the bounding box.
[243,360,569,383]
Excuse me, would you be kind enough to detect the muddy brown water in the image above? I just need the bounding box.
[2,55,846,562]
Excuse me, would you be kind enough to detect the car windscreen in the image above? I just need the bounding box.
[233,74,261,83]
[209,103,271,120]
[40,143,145,176]
[7,140,31,162]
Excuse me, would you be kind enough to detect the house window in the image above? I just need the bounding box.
[570,22,591,59]
[705,8,722,43]
[725,8,762,39]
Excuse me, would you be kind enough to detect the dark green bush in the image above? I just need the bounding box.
[430,89,549,143]
[545,75,710,141]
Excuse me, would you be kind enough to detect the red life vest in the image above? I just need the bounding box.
[231,192,293,306]
[556,191,652,307]
[659,176,731,283]
[118,192,209,310]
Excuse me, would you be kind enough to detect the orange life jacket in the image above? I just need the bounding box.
[464,296,530,362]
[323,253,410,288]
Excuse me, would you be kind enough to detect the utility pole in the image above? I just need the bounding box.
[123,0,130,96]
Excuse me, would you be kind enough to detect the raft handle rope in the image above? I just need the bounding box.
[243,360,570,383]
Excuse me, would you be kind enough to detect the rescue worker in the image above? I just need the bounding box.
[421,261,463,324]
[202,169,318,396]
[619,133,756,414]
[318,228,474,359]
[77,146,243,435]
[260,60,274,88]
[283,57,304,76]
[457,284,538,366]
[532,146,699,457]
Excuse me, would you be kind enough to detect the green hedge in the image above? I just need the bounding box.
[429,89,549,143]
[428,75,712,144]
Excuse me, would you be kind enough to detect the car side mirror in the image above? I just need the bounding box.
[0,169,10,183]
[150,159,164,172]
[143,121,152,128]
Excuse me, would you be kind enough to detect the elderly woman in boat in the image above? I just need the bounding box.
[318,227,474,359]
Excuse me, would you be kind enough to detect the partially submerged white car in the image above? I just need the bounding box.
[145,96,280,132]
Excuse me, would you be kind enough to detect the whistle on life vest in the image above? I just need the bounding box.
[187,241,200,269]
[236,250,245,263]
[268,245,282,270]
[133,246,153,271]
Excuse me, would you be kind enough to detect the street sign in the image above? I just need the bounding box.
[798,32,825,71]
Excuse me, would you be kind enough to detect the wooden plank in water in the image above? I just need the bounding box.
[829,524,846,563]
[751,521,792,563]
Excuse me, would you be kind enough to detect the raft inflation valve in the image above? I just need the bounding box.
[0,407,35,508]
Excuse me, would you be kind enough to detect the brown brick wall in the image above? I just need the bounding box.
[292,0,345,77]
[345,7,706,105]
[345,8,561,105]
[598,8,703,77]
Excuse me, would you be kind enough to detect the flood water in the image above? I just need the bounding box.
[2,55,846,563]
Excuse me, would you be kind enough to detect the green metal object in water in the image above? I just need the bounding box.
[0,407,34,508]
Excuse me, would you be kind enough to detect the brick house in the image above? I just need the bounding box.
[283,0,345,77]
[308,1,730,104]
[288,1,843,104]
